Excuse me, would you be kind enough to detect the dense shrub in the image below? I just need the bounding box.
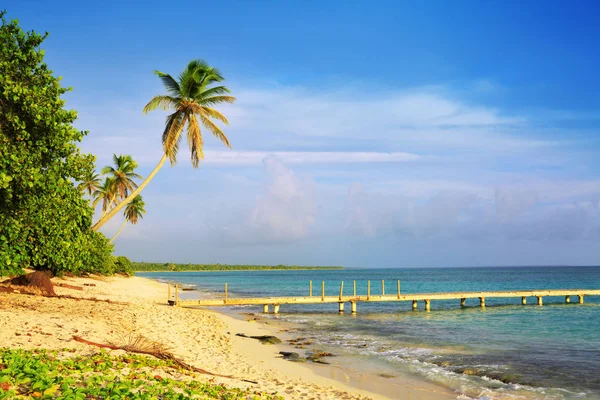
[0,12,113,276]
[114,256,134,276]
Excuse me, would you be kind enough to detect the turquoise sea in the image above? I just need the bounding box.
[139,267,600,400]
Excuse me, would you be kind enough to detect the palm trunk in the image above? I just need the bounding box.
[98,206,110,221]
[92,153,168,231]
[110,220,128,243]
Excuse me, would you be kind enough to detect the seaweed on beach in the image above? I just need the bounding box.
[235,333,282,345]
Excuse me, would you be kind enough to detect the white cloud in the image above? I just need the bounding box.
[72,80,600,265]
[495,186,539,221]
[201,150,421,165]
[343,180,600,241]
[77,83,560,171]
[220,156,316,243]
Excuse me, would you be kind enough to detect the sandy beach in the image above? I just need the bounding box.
[0,274,455,400]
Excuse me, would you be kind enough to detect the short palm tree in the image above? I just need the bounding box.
[92,59,235,231]
[92,178,117,219]
[110,195,146,243]
[78,170,101,197]
[101,154,142,199]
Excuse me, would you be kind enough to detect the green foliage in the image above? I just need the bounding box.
[0,348,282,399]
[100,154,142,199]
[123,195,145,225]
[133,262,344,272]
[143,59,235,167]
[114,256,134,276]
[0,12,112,276]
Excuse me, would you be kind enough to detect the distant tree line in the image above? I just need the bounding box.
[132,262,344,272]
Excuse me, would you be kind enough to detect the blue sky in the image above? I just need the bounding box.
[10,1,600,267]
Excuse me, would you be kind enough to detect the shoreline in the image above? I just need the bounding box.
[0,274,455,400]
[217,309,456,400]
[152,275,457,400]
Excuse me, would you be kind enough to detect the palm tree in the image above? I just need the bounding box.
[92,178,117,220]
[101,154,142,199]
[110,195,145,243]
[92,60,235,231]
[78,170,101,197]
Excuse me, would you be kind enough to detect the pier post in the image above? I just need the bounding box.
[322,281,325,301]
[168,283,171,301]
[224,283,228,303]
[309,281,312,297]
[382,280,385,296]
[353,280,356,297]
[460,298,466,307]
[521,296,527,305]
[412,300,418,310]
[579,295,584,304]
[263,304,269,313]
[175,284,179,306]
[367,281,371,300]
[397,280,401,299]
[351,301,357,314]
[339,281,344,300]
[273,304,280,314]
[537,296,543,306]
[479,297,485,307]
[339,302,344,313]
[424,299,431,311]
[565,295,570,303]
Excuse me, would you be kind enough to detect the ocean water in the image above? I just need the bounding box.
[139,267,600,400]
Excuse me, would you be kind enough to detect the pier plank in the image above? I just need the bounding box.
[173,288,600,309]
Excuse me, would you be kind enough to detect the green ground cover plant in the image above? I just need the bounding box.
[0,348,282,399]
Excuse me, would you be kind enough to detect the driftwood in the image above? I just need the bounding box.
[72,336,258,384]
[56,295,128,304]
[0,288,128,305]
[56,283,84,291]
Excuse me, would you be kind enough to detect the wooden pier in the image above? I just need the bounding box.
[167,280,600,314]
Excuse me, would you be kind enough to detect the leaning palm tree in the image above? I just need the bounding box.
[92,59,235,231]
[78,170,102,198]
[110,195,145,243]
[101,154,142,199]
[92,178,117,220]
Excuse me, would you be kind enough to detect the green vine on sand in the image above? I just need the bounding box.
[0,348,282,399]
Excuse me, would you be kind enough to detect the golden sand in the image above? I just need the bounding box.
[0,275,455,400]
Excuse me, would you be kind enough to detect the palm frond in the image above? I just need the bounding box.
[154,71,181,96]
[196,67,224,86]
[197,95,236,106]
[186,59,210,74]
[179,62,207,99]
[124,195,146,225]
[186,115,204,168]
[162,111,186,165]
[198,113,231,148]
[100,166,114,176]
[194,85,231,101]
[143,95,180,114]
[195,105,229,125]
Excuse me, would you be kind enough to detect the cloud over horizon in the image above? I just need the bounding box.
[75,81,599,266]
